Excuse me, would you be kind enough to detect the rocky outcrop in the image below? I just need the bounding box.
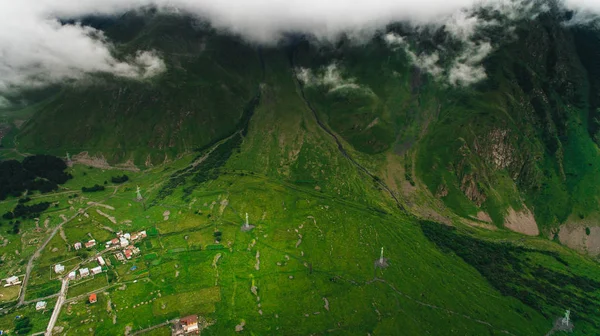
[504,207,539,236]
[476,128,516,170]
[558,225,600,256]
[460,173,486,206]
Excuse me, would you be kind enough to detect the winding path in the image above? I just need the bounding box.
[17,215,74,306]
[17,186,120,306]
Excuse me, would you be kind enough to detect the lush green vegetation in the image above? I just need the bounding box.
[3,6,600,336]
[111,174,129,184]
[3,202,51,220]
[0,154,71,200]
[13,12,263,165]
[82,184,106,192]
[14,316,33,334]
[421,220,600,332]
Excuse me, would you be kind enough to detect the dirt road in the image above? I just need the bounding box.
[17,187,119,306]
[45,277,69,336]
[17,214,75,306]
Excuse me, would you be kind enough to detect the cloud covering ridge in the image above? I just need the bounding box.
[0,0,599,96]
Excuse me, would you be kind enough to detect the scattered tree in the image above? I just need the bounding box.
[82,184,105,192]
[111,175,129,184]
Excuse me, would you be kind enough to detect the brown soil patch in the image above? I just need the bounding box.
[475,211,492,223]
[96,209,117,224]
[72,151,139,172]
[504,207,539,236]
[382,152,416,198]
[365,117,380,130]
[87,202,115,210]
[558,225,600,256]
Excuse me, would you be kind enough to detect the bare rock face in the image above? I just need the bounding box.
[235,320,246,332]
[478,129,517,171]
[558,225,600,256]
[504,207,539,236]
[460,173,486,206]
[436,184,448,198]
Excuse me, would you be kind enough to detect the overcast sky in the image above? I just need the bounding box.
[0,0,598,97]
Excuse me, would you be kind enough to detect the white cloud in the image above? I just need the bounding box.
[384,6,507,86]
[0,4,166,92]
[297,63,362,92]
[385,33,443,78]
[448,60,488,85]
[0,0,599,92]
[0,96,10,108]
[384,33,406,47]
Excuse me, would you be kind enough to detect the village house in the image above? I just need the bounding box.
[74,242,82,250]
[4,276,20,287]
[119,237,129,247]
[79,268,90,277]
[172,315,200,335]
[97,256,106,266]
[68,271,76,280]
[139,230,147,238]
[124,249,132,259]
[89,293,97,304]
[123,233,131,240]
[91,266,102,275]
[36,301,47,311]
[110,238,119,245]
[131,233,139,241]
[54,264,65,274]
[85,240,96,248]
[115,252,125,261]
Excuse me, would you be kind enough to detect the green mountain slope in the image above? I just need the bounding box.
[2,4,600,335]
[13,13,264,165]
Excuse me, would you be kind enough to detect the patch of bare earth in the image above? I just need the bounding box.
[87,202,115,210]
[504,207,539,236]
[382,152,415,198]
[558,225,600,256]
[382,153,451,225]
[72,152,139,172]
[365,117,380,130]
[96,209,117,224]
[475,211,492,223]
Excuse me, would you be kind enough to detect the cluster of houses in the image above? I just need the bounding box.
[53,255,106,281]
[3,276,21,287]
[50,230,147,283]
[73,239,96,250]
[107,230,147,262]
[70,256,106,280]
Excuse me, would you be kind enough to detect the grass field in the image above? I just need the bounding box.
[0,297,56,334]
[0,285,20,303]
[0,139,597,335]
[67,274,109,299]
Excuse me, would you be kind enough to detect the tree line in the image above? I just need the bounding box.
[0,154,72,200]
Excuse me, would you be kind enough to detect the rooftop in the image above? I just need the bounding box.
[180,315,198,325]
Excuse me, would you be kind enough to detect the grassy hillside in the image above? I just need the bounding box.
[3,48,600,333]
[282,7,600,235]
[13,13,264,165]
